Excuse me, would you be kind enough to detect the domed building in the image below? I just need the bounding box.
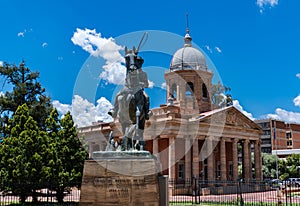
[170,32,207,71]
[165,30,212,114]
[78,28,263,192]
[141,29,263,184]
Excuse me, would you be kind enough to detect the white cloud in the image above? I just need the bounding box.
[42,42,48,48]
[0,61,3,67]
[233,100,254,120]
[215,46,222,53]
[204,45,213,53]
[53,95,113,127]
[71,28,126,85]
[266,108,300,124]
[17,28,33,37]
[17,32,24,37]
[256,0,278,13]
[293,95,300,107]
[296,73,300,79]
[161,82,166,89]
[204,45,222,53]
[263,94,300,124]
[53,100,72,115]
[148,80,154,89]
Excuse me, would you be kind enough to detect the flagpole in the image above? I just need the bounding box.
[274,120,279,180]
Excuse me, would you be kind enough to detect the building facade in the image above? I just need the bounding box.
[255,119,300,157]
[79,29,263,182]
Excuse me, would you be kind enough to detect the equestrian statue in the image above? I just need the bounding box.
[107,34,151,151]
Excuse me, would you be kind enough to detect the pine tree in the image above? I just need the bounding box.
[0,104,51,203]
[0,61,52,131]
[46,110,88,203]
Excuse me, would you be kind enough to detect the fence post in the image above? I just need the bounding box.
[193,177,199,204]
[239,179,244,206]
[159,175,169,206]
[197,178,201,204]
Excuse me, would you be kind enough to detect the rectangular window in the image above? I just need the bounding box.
[178,162,184,179]
[228,161,233,179]
[287,140,293,146]
[216,161,221,178]
[286,131,292,139]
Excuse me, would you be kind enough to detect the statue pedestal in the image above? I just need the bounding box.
[79,151,161,206]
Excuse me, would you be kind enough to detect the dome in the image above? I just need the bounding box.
[170,33,207,71]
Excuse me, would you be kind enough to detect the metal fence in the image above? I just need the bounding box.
[169,179,300,206]
[1,180,299,205]
[0,183,80,206]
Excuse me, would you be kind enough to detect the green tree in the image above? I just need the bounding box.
[46,110,88,203]
[211,81,233,108]
[279,154,300,180]
[261,153,278,179]
[0,104,51,203]
[0,61,52,131]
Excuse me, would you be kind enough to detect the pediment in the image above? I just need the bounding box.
[197,106,261,130]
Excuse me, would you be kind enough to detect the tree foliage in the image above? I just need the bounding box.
[0,104,51,202]
[0,61,52,130]
[211,81,233,108]
[0,106,88,203]
[45,110,88,203]
[279,154,300,180]
[261,153,278,179]
[260,153,300,180]
[0,61,88,203]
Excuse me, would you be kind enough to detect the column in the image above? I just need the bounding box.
[153,137,159,159]
[192,139,199,178]
[207,137,214,181]
[166,80,170,102]
[168,137,176,180]
[254,140,262,181]
[259,140,263,181]
[185,138,192,180]
[248,141,252,179]
[243,139,251,181]
[220,137,227,181]
[88,143,93,158]
[232,139,239,181]
[177,84,181,101]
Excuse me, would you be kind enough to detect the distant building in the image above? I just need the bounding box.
[255,119,300,157]
[79,28,263,182]
[78,122,111,158]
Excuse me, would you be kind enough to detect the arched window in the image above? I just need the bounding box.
[171,83,177,99]
[202,83,208,98]
[185,82,194,97]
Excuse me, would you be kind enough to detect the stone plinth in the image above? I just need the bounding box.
[79,151,160,206]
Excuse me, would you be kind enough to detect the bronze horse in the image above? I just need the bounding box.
[107,46,150,151]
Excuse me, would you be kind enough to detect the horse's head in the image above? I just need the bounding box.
[125,46,144,72]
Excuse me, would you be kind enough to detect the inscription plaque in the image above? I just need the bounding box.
[79,155,160,206]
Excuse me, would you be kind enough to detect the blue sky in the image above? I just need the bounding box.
[0,0,299,127]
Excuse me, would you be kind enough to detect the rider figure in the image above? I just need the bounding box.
[108,47,151,120]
